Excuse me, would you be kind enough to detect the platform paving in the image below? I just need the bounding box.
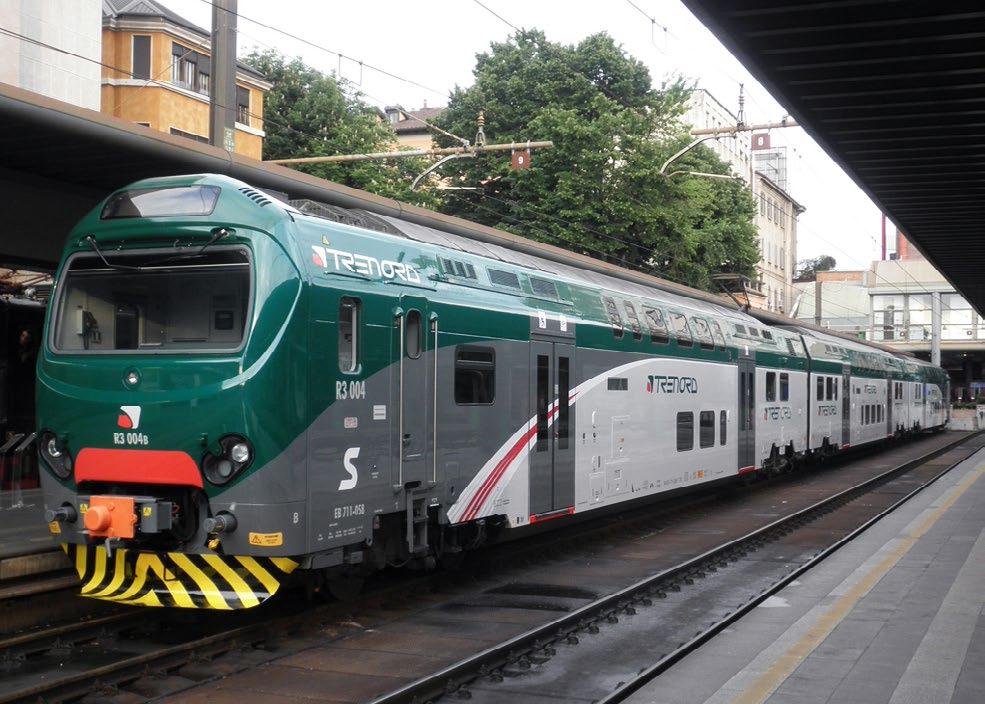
[626,445,985,704]
[0,488,55,560]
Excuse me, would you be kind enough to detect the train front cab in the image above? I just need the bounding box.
[38,177,308,609]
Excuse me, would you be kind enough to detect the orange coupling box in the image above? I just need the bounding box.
[83,495,138,539]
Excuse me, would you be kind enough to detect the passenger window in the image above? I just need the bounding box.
[700,411,715,448]
[711,321,726,349]
[780,373,789,402]
[826,377,834,401]
[864,406,870,424]
[455,346,495,405]
[692,318,714,350]
[671,313,693,347]
[535,355,550,448]
[734,324,746,335]
[677,412,694,451]
[623,301,643,341]
[557,356,570,449]
[405,310,422,359]
[644,307,669,344]
[338,297,360,373]
[602,296,624,339]
[834,380,839,401]
[720,410,727,445]
[817,376,824,401]
[766,372,776,402]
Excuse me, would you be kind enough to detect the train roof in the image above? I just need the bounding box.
[80,174,919,364]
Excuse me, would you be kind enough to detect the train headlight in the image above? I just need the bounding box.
[40,431,73,480]
[202,435,253,486]
[46,438,62,459]
[229,442,250,464]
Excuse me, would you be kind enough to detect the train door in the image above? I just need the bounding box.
[737,354,756,471]
[886,375,893,436]
[842,365,851,446]
[395,296,432,488]
[528,340,575,516]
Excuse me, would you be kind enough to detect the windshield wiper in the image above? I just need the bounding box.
[85,228,231,270]
[85,235,140,271]
[141,228,232,267]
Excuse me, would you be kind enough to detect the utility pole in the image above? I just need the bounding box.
[931,291,942,367]
[209,0,237,152]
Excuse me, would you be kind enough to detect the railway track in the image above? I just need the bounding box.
[0,432,974,704]
[372,431,985,704]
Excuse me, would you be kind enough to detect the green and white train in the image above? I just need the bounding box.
[37,174,950,609]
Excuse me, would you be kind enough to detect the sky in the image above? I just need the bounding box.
[165,0,888,270]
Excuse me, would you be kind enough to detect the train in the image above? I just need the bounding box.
[37,174,950,609]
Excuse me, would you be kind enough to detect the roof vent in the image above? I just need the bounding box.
[440,257,477,280]
[488,269,521,289]
[530,277,558,299]
[238,186,272,207]
[289,199,402,235]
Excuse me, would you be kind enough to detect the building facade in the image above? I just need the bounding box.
[0,0,102,109]
[101,0,270,159]
[384,105,444,150]
[754,171,803,314]
[792,230,985,401]
[682,89,753,181]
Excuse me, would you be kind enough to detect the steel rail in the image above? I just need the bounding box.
[369,431,981,704]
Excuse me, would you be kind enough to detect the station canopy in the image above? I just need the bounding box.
[681,0,985,313]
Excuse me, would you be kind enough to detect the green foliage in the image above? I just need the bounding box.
[796,255,837,280]
[243,50,438,207]
[434,30,759,291]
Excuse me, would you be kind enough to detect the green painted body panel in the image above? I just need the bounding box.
[38,174,942,509]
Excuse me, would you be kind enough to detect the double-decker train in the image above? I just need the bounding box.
[38,174,949,609]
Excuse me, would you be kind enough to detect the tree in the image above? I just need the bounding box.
[242,50,438,206]
[432,31,760,291]
[796,255,837,281]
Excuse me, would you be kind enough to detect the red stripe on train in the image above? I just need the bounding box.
[462,391,580,522]
[75,448,203,488]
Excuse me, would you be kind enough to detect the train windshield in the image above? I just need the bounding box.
[51,248,251,353]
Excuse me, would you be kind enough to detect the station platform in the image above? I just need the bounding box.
[628,444,985,704]
[0,487,63,583]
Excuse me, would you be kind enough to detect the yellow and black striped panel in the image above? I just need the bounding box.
[61,544,298,609]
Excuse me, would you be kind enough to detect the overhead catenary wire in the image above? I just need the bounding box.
[197,0,449,100]
[464,189,876,321]
[3,17,916,328]
[0,26,274,144]
[228,25,472,149]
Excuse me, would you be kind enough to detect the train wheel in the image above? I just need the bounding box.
[327,574,365,601]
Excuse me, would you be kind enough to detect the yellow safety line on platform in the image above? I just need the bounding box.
[731,462,985,704]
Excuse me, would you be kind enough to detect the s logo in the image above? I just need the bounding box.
[339,447,359,491]
[118,405,142,429]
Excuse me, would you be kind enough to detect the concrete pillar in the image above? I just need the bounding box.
[931,291,942,367]
[814,279,822,327]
